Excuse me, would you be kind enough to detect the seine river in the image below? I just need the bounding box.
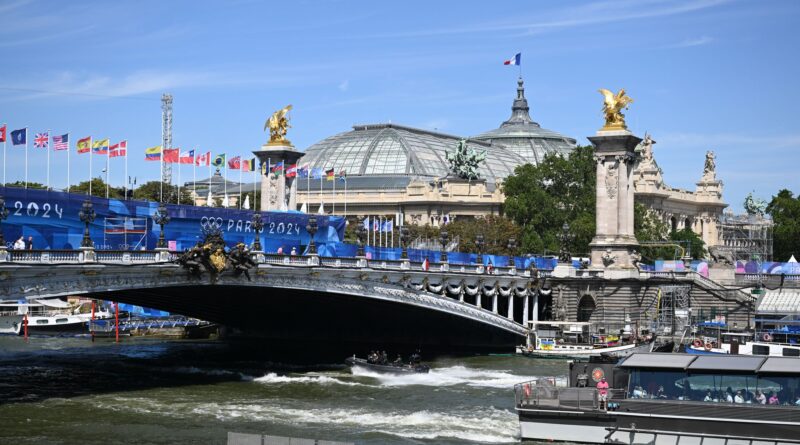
[0,336,567,444]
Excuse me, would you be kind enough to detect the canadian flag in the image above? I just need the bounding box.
[422,258,430,271]
[196,151,210,166]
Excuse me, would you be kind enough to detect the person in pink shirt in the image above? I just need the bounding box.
[768,392,779,405]
[597,377,610,410]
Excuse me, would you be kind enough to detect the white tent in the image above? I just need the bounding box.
[243,195,250,210]
[317,203,325,214]
[222,194,229,208]
[789,255,798,263]
[206,189,213,207]
[300,202,307,213]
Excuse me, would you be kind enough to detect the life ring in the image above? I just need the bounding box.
[762,333,772,342]
[692,339,703,348]
[704,342,713,351]
[523,383,532,398]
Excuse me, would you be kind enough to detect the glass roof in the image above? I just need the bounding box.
[299,123,526,184]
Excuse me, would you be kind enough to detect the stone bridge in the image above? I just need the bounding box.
[0,249,539,355]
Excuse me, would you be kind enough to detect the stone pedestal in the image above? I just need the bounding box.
[253,143,305,212]
[588,130,642,270]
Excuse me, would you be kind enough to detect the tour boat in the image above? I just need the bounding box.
[0,298,112,336]
[514,353,800,444]
[686,328,800,357]
[516,321,650,359]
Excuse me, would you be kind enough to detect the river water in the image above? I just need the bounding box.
[0,336,568,444]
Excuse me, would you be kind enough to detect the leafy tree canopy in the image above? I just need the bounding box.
[4,181,46,190]
[766,189,800,261]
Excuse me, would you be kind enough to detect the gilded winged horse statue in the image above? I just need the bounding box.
[598,88,633,130]
[264,104,293,144]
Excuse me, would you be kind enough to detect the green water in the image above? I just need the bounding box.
[0,336,568,444]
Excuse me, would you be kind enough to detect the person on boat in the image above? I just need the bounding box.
[734,390,745,404]
[703,391,713,402]
[367,351,377,363]
[380,351,388,365]
[632,386,646,398]
[393,354,403,366]
[725,388,734,403]
[756,390,767,405]
[794,396,800,406]
[656,386,667,399]
[410,351,421,365]
[290,247,297,256]
[768,392,780,405]
[596,377,609,409]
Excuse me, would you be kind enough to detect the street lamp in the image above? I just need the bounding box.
[558,222,573,263]
[507,237,517,267]
[475,234,484,265]
[356,216,366,256]
[0,195,8,247]
[153,202,171,249]
[306,215,318,255]
[251,212,264,252]
[400,226,409,259]
[78,199,96,248]
[440,229,449,263]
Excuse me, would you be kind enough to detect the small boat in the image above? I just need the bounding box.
[0,298,112,336]
[516,321,650,359]
[345,356,430,374]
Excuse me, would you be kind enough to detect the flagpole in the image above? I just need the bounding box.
[124,142,128,199]
[24,127,28,189]
[224,162,228,208]
[332,171,336,215]
[344,176,347,217]
[238,161,242,210]
[66,132,70,193]
[89,137,93,196]
[318,170,322,214]
[192,149,196,206]
[177,155,181,205]
[2,122,6,187]
[306,165,310,213]
[105,142,110,199]
[46,129,51,190]
[159,145,163,203]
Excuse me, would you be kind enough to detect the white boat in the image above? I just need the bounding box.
[0,298,112,336]
[516,321,651,359]
[686,331,800,356]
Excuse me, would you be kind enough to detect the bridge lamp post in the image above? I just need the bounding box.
[440,229,449,263]
[558,222,573,264]
[475,234,484,266]
[356,216,366,257]
[0,195,9,247]
[154,203,171,250]
[306,215,318,255]
[251,212,264,252]
[507,237,517,267]
[399,226,409,259]
[79,199,96,248]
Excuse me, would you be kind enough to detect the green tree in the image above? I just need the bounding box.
[503,145,596,255]
[669,228,706,259]
[132,181,193,204]
[766,189,800,261]
[4,181,47,190]
[634,202,676,261]
[446,215,521,255]
[70,178,124,199]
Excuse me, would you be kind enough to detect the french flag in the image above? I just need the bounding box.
[504,53,521,66]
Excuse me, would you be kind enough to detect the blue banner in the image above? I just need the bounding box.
[0,187,345,252]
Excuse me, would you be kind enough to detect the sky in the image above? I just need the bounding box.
[0,0,798,211]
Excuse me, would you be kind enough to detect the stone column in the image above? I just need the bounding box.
[507,294,515,321]
[522,293,529,326]
[253,143,304,212]
[492,293,498,314]
[531,292,539,322]
[588,131,641,272]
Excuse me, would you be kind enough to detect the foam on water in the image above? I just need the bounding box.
[254,372,369,387]
[351,364,560,388]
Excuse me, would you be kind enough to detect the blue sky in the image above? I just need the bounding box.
[0,0,798,211]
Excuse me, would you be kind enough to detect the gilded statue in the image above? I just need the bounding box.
[598,88,634,131]
[264,104,293,145]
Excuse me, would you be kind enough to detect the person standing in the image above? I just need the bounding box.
[25,236,33,250]
[13,236,25,250]
[596,377,609,410]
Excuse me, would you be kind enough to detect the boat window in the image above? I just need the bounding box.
[628,370,799,404]
[752,345,770,356]
[782,348,800,357]
[36,319,49,324]
[628,370,687,400]
[55,318,68,323]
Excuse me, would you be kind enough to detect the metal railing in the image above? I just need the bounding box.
[514,381,626,411]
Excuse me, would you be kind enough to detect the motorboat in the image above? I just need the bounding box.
[516,321,651,359]
[345,356,430,374]
[514,353,800,444]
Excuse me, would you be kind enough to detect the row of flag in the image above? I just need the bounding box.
[0,126,130,158]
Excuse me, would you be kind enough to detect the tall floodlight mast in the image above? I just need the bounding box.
[161,93,173,201]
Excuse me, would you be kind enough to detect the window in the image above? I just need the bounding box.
[782,348,800,357]
[752,345,770,355]
[36,319,49,325]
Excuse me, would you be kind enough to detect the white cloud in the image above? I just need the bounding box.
[664,35,714,48]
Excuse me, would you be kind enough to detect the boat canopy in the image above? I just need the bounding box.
[620,353,800,375]
[32,298,71,308]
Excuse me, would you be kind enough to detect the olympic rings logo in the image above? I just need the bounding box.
[200,217,224,230]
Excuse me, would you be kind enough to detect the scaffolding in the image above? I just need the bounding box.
[718,211,774,262]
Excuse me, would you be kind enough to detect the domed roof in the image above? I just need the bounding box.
[472,77,577,164]
[300,123,526,184]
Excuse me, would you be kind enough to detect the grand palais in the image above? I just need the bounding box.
[189,78,731,250]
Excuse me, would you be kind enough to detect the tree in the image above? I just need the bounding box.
[4,181,47,190]
[446,215,521,255]
[503,145,596,255]
[634,202,675,261]
[70,178,124,199]
[670,228,706,259]
[766,189,800,261]
[132,181,193,204]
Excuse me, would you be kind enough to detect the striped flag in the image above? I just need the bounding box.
[242,158,255,172]
[52,133,69,151]
[92,138,109,154]
[0,125,6,143]
[145,145,162,161]
[179,149,195,164]
[325,168,335,181]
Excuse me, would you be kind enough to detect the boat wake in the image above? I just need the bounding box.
[254,372,369,387]
[351,364,559,388]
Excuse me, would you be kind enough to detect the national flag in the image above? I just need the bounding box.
[271,161,284,176]
[227,156,241,170]
[298,164,309,178]
[163,148,179,163]
[486,260,494,274]
[311,167,323,179]
[212,153,226,167]
[503,53,521,66]
[145,145,162,161]
[286,164,297,178]
[77,137,92,154]
[109,140,127,157]
[195,151,210,166]
[10,128,26,146]
[0,124,6,143]
[363,216,370,231]
[179,149,195,164]
[338,169,347,182]
[242,158,255,172]
[92,138,109,154]
[34,131,49,148]
[261,159,268,175]
[53,133,69,151]
[325,168,335,181]
[382,220,393,232]
[373,220,379,232]
[422,258,430,271]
